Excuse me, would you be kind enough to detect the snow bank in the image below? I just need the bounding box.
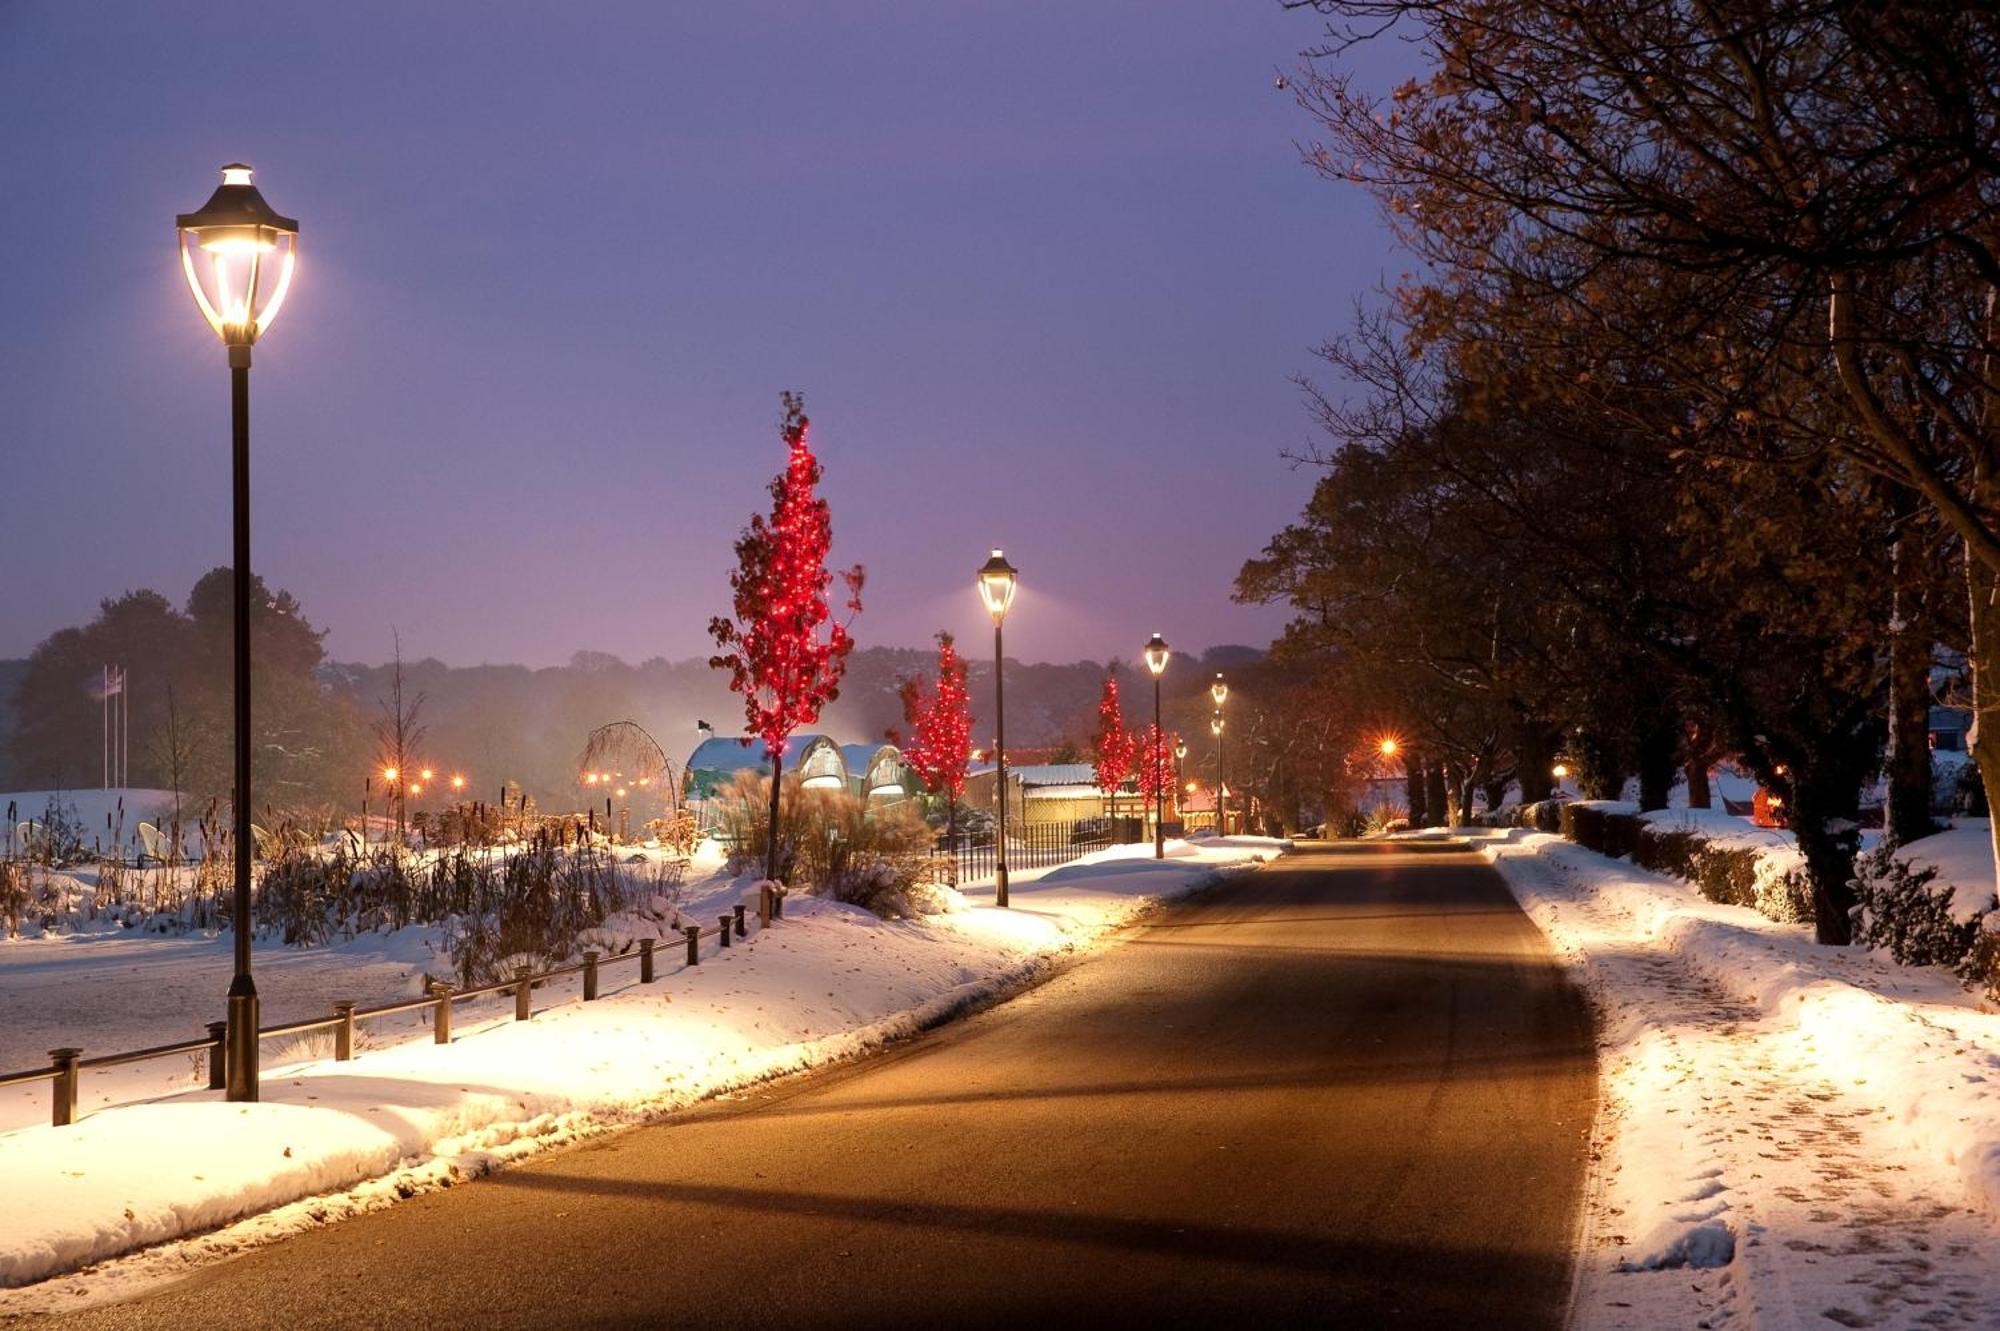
[1486,830,2000,1329]
[1895,819,2000,923]
[0,837,1282,1293]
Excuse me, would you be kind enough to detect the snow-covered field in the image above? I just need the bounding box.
[1480,828,2000,1330]
[0,835,1284,1305]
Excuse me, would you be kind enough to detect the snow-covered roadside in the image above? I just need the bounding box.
[1482,829,2000,1330]
[0,836,1284,1301]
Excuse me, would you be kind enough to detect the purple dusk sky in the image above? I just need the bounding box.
[0,2,1399,668]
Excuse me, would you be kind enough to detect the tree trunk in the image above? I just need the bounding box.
[1967,544,2000,901]
[1684,721,1714,810]
[1406,760,1428,828]
[1425,765,1450,829]
[765,747,785,882]
[1635,706,1679,813]
[1789,764,1860,946]
[1885,488,1936,845]
[1513,719,1557,804]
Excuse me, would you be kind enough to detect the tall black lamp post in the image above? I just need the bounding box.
[1143,634,1171,858]
[977,550,1019,906]
[176,164,299,1102]
[1210,673,1229,836]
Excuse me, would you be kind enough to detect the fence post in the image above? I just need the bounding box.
[50,1048,80,1128]
[432,984,453,1044]
[733,903,746,938]
[333,1001,356,1061]
[583,950,601,1001]
[684,925,700,966]
[718,914,732,948]
[515,967,533,1021]
[206,1021,228,1089]
[772,885,785,920]
[640,937,656,984]
[758,885,771,929]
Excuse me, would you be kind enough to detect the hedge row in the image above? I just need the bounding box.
[1516,800,1813,925]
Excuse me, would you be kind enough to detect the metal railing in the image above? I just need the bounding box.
[936,816,1145,886]
[0,883,791,1130]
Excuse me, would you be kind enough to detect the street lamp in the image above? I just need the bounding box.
[1144,634,1170,858]
[1209,673,1228,835]
[177,163,299,1104]
[1210,712,1225,835]
[977,550,1018,906]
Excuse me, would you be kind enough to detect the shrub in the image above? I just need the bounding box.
[0,860,24,938]
[1688,845,1760,909]
[1851,843,1983,968]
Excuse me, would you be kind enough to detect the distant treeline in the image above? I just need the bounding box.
[0,574,1261,816]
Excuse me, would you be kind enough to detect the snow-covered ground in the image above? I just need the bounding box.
[4,788,192,858]
[0,835,1284,1304]
[1480,827,2000,1330]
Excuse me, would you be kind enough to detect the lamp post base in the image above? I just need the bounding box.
[996,863,1009,908]
[226,979,260,1102]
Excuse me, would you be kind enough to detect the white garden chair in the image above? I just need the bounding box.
[13,820,44,858]
[136,822,167,865]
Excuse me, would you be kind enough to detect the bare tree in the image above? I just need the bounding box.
[373,631,427,846]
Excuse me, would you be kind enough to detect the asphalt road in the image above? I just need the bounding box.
[43,843,1595,1330]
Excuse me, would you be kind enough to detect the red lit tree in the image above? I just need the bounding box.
[1134,722,1177,817]
[1091,673,1134,820]
[894,631,974,837]
[708,392,864,880]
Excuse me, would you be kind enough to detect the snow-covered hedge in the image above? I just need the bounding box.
[1515,799,1812,924]
[1851,843,1985,970]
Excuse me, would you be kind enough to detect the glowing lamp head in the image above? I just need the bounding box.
[408,783,422,797]
[382,767,399,782]
[1210,713,1224,737]
[976,549,1019,622]
[1379,737,1399,758]
[1552,763,1570,780]
[176,164,299,349]
[1174,740,1188,760]
[419,768,434,782]
[1210,674,1228,706]
[1143,634,1170,677]
[1185,780,1197,793]
[615,787,628,799]
[450,775,465,790]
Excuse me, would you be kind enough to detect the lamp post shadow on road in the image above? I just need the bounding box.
[176,163,300,1102]
[978,550,1018,906]
[1143,634,1170,859]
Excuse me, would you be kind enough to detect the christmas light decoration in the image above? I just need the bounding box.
[1092,672,1135,817]
[709,393,865,879]
[1134,722,1178,809]
[896,631,974,834]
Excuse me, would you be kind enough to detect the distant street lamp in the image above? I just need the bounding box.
[1210,712,1225,835]
[1144,634,1171,858]
[177,163,299,1104]
[1210,673,1229,835]
[977,550,1019,906]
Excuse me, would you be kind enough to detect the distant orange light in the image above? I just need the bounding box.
[420,768,434,782]
[409,783,423,797]
[383,767,399,782]
[1552,763,1570,779]
[1378,737,1399,757]
[450,774,465,790]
